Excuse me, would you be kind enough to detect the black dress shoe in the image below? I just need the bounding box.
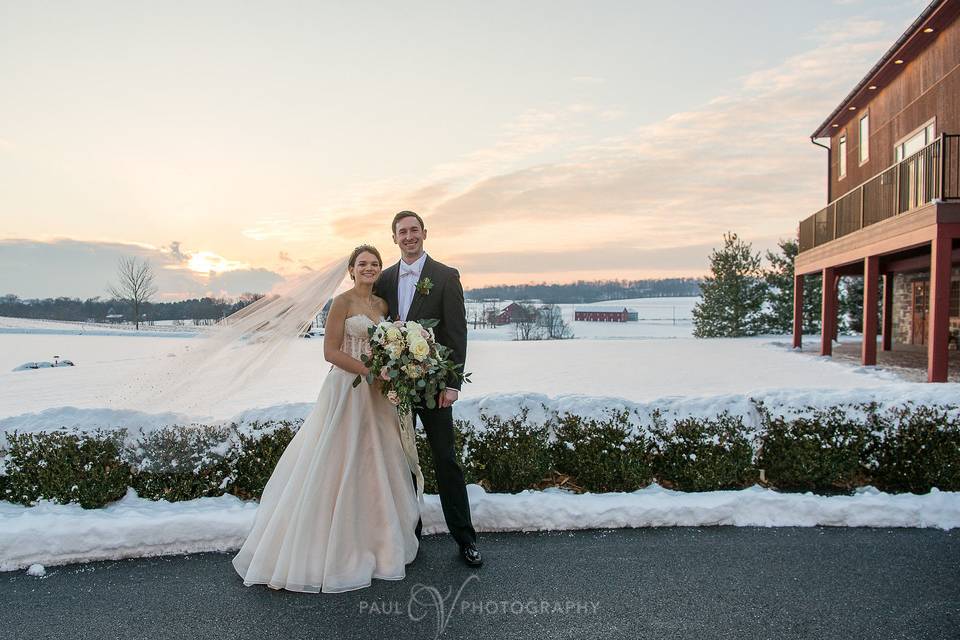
[459,542,483,567]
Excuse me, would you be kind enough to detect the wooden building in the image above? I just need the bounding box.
[794,0,960,382]
[488,302,527,326]
[574,307,632,322]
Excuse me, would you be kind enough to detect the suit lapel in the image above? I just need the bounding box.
[405,255,435,321]
[388,262,401,320]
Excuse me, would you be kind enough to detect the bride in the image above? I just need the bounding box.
[231,244,423,593]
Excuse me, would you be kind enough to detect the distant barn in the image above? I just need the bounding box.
[574,307,636,322]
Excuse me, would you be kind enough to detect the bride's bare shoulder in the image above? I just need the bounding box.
[328,293,350,316]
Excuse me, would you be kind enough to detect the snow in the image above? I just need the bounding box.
[2,483,957,572]
[2,304,959,573]
[0,315,930,429]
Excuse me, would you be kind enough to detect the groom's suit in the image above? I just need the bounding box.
[374,254,477,548]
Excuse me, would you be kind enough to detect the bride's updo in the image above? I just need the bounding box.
[348,244,382,281]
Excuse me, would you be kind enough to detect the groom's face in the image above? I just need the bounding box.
[393,216,427,258]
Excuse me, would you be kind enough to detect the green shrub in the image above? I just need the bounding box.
[126,424,233,501]
[415,418,474,495]
[869,404,960,493]
[756,405,873,495]
[650,411,755,491]
[4,429,129,508]
[551,410,653,492]
[463,410,552,493]
[229,420,300,500]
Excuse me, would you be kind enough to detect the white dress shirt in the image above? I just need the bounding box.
[397,252,427,322]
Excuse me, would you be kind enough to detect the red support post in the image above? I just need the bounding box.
[881,274,894,351]
[862,256,879,366]
[792,274,803,349]
[821,267,836,356]
[928,232,952,382]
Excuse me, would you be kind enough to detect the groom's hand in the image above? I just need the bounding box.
[438,388,458,408]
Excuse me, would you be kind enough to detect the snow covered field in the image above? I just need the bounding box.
[2,300,960,572]
[0,297,939,428]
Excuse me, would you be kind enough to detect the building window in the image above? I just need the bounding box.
[951,280,960,317]
[838,134,847,178]
[895,118,936,162]
[859,114,869,163]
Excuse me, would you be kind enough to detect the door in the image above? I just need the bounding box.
[911,280,929,345]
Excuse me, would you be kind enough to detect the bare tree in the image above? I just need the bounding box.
[513,303,544,341]
[539,304,574,339]
[107,256,158,330]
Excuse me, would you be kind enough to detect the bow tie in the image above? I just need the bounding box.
[400,263,420,277]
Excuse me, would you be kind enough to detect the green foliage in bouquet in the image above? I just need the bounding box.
[229,420,301,500]
[464,410,552,492]
[551,410,654,492]
[868,403,960,493]
[755,403,873,495]
[4,428,129,508]
[356,317,470,414]
[649,410,756,491]
[127,424,233,501]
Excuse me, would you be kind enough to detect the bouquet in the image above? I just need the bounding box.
[353,318,470,415]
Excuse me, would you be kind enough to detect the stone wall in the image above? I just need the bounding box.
[891,267,960,345]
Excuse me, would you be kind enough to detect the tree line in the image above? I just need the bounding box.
[465,278,701,303]
[0,294,263,324]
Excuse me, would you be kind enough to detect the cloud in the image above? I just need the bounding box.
[0,238,283,300]
[278,251,292,262]
[164,240,191,263]
[318,15,893,278]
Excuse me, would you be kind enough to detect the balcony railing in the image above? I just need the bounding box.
[799,133,960,252]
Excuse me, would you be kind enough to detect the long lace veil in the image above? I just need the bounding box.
[104,254,351,421]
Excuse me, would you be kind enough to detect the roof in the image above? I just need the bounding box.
[812,0,958,139]
[574,307,630,313]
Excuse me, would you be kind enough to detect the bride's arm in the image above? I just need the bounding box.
[323,296,371,376]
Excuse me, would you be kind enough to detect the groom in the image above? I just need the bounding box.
[373,210,482,568]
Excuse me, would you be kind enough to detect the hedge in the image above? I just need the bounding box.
[0,401,957,508]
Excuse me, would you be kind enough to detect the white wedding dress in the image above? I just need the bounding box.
[232,314,422,593]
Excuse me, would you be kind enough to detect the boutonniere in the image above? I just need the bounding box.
[415,277,434,296]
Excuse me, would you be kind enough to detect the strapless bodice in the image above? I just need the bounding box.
[340,314,380,359]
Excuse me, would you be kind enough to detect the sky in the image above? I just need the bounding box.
[0,0,929,300]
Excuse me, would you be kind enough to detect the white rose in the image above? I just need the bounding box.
[385,327,402,343]
[408,337,431,361]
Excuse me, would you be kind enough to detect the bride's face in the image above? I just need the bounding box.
[351,251,381,284]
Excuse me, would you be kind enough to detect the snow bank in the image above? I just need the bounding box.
[3,483,957,572]
[2,381,958,450]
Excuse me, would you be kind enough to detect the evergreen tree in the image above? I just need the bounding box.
[838,276,865,333]
[801,274,823,334]
[692,232,767,337]
[760,238,797,334]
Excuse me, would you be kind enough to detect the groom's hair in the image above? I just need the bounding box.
[391,210,425,235]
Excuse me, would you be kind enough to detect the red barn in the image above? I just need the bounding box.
[575,307,629,322]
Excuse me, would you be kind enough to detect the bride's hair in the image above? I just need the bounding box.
[347,244,382,280]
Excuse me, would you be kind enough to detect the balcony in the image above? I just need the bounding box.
[799,134,960,253]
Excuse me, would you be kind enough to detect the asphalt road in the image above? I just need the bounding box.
[1,526,957,640]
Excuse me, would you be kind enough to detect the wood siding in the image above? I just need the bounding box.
[828,13,960,200]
